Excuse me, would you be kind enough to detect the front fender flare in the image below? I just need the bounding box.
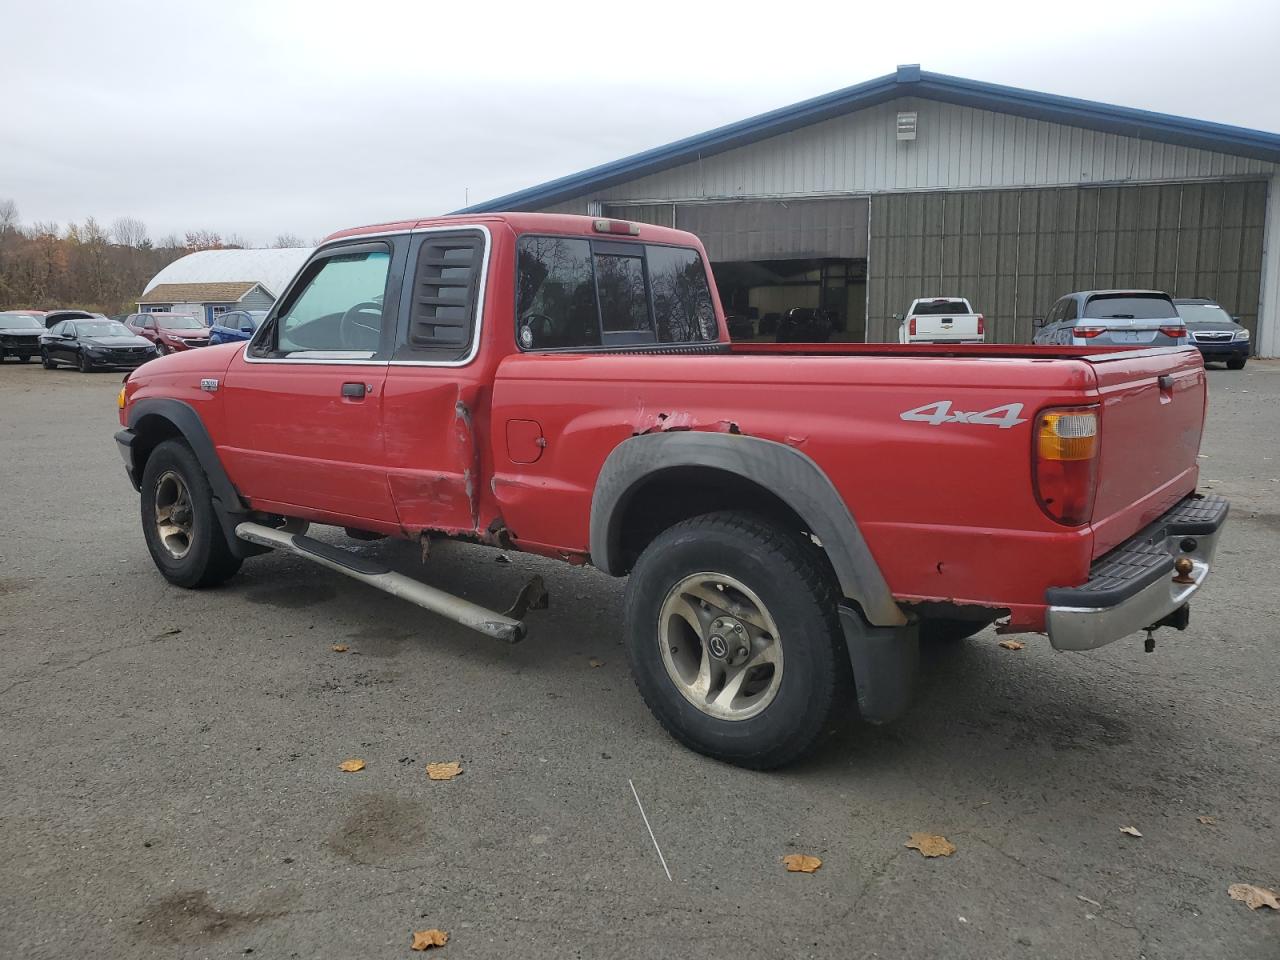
[589,432,906,628]
[124,398,263,558]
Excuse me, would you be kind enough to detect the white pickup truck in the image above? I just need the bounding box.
[897,297,985,344]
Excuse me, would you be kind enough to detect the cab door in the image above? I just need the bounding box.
[219,238,408,526]
[380,226,492,535]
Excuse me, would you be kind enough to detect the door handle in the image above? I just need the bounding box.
[341,382,367,398]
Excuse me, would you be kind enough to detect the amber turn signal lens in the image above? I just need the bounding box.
[117,386,126,409]
[1036,410,1098,461]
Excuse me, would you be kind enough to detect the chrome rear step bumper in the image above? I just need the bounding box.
[1045,494,1228,651]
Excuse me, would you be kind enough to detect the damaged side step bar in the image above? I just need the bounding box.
[235,521,536,643]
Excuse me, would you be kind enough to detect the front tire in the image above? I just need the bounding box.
[624,511,851,769]
[1227,357,1247,370]
[41,350,56,369]
[78,352,92,372]
[140,439,242,588]
[17,354,30,363]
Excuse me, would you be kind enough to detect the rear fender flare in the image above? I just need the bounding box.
[589,432,906,628]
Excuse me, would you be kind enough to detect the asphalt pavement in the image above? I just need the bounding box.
[1,358,1277,959]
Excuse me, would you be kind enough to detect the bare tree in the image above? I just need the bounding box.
[272,232,304,248]
[184,230,224,251]
[111,216,149,248]
[0,198,18,234]
[223,233,249,249]
[158,233,182,250]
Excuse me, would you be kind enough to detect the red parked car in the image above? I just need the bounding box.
[124,312,211,354]
[114,212,1227,768]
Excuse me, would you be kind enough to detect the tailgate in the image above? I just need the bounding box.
[1088,347,1206,557]
[910,314,981,340]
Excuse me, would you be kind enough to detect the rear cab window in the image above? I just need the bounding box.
[516,235,716,350]
[912,299,970,315]
[1083,294,1177,320]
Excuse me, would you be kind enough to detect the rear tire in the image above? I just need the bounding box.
[624,511,851,769]
[1227,357,1247,370]
[140,439,242,588]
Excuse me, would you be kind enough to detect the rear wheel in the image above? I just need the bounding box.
[1227,357,1247,370]
[140,439,242,588]
[624,511,850,769]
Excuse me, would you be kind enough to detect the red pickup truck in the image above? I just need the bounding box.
[115,212,1227,768]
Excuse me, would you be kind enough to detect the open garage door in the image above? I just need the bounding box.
[866,181,1267,343]
[606,198,870,341]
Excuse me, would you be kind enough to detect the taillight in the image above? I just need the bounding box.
[1033,406,1100,526]
[976,314,985,335]
[1158,324,1186,339]
[1074,326,1107,339]
[908,317,917,336]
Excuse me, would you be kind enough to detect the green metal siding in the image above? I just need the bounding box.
[866,181,1267,342]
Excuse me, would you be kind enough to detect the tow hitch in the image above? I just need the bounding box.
[1144,603,1191,652]
[235,522,544,643]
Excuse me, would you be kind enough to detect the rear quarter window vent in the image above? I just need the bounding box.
[403,232,485,360]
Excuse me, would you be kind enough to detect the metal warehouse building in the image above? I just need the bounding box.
[462,66,1280,357]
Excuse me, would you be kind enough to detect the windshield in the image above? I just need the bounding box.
[0,313,44,329]
[1083,295,1176,320]
[1175,303,1234,326]
[156,315,204,329]
[913,299,970,315]
[77,321,132,338]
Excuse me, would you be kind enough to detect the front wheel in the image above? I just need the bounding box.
[140,439,242,588]
[624,511,851,769]
[1227,357,1247,370]
[41,350,56,369]
[78,352,92,372]
[16,354,30,363]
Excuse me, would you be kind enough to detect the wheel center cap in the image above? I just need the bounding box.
[708,616,749,664]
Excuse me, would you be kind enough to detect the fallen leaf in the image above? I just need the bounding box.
[1119,826,1142,837]
[426,761,462,781]
[1228,883,1280,911]
[338,758,366,772]
[1196,815,1217,825]
[905,833,956,858]
[588,658,605,668]
[782,854,822,873]
[998,639,1025,650]
[331,644,349,653]
[411,928,449,950]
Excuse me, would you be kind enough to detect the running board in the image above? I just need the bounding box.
[235,522,527,643]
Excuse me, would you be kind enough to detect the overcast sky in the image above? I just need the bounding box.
[3,0,1277,246]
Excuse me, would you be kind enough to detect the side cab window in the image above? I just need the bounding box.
[251,241,397,359]
[516,235,716,350]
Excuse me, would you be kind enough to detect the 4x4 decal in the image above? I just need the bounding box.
[900,400,1027,429]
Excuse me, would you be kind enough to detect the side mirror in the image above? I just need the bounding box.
[893,313,904,322]
[1033,316,1045,328]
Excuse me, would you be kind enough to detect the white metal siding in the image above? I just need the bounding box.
[580,98,1275,203]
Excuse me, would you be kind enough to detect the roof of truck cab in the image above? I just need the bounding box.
[323,212,700,248]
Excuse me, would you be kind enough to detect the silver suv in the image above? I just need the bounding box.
[1033,290,1188,348]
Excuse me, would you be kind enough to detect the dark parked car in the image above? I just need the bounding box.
[1033,290,1188,347]
[1174,298,1250,370]
[209,309,268,345]
[124,312,212,353]
[41,309,107,330]
[0,311,46,362]
[41,318,157,372]
[776,307,833,343]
